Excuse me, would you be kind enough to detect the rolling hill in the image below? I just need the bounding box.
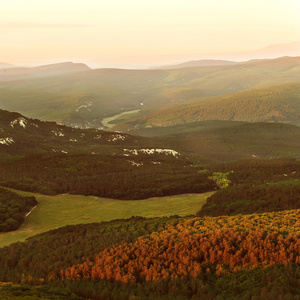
[0,109,216,199]
[1,108,300,164]
[0,208,299,299]
[1,108,300,204]
[0,62,90,82]
[0,57,300,129]
[113,82,300,132]
[0,108,148,158]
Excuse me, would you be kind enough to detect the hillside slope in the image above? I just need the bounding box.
[0,209,299,299]
[0,109,147,158]
[0,109,216,199]
[0,57,300,128]
[113,82,300,132]
[1,109,300,164]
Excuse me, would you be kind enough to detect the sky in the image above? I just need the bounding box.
[0,0,300,68]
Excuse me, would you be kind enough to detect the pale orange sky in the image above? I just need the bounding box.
[1,0,299,67]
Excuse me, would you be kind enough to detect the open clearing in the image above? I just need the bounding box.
[0,190,214,247]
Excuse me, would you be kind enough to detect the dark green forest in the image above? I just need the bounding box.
[198,158,300,216]
[0,188,37,232]
[0,153,216,199]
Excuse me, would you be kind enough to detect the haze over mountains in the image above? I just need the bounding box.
[0,56,300,130]
[192,41,300,62]
[88,41,300,68]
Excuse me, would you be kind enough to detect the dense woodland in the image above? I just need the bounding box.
[0,210,299,299]
[0,153,216,199]
[0,155,299,299]
[0,188,37,232]
[198,158,300,216]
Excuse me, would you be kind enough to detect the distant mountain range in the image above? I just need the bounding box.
[87,41,300,68]
[225,41,300,61]
[150,41,300,67]
[0,56,300,130]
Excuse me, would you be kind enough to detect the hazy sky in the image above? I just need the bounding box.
[1,0,299,67]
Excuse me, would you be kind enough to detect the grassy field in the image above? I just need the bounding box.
[0,190,213,247]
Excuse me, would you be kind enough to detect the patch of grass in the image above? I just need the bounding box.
[0,189,213,247]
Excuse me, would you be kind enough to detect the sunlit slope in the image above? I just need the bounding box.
[113,82,300,132]
[0,57,300,128]
[0,209,299,299]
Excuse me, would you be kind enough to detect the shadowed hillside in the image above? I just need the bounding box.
[0,108,150,158]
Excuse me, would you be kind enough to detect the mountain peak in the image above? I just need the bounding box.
[0,61,91,82]
[33,61,91,72]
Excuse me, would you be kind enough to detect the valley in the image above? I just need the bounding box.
[2,0,300,298]
[1,57,300,130]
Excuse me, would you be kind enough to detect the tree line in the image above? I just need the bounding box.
[0,153,216,199]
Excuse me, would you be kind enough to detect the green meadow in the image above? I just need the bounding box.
[0,190,213,247]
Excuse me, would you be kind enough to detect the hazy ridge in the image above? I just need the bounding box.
[1,56,300,129]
